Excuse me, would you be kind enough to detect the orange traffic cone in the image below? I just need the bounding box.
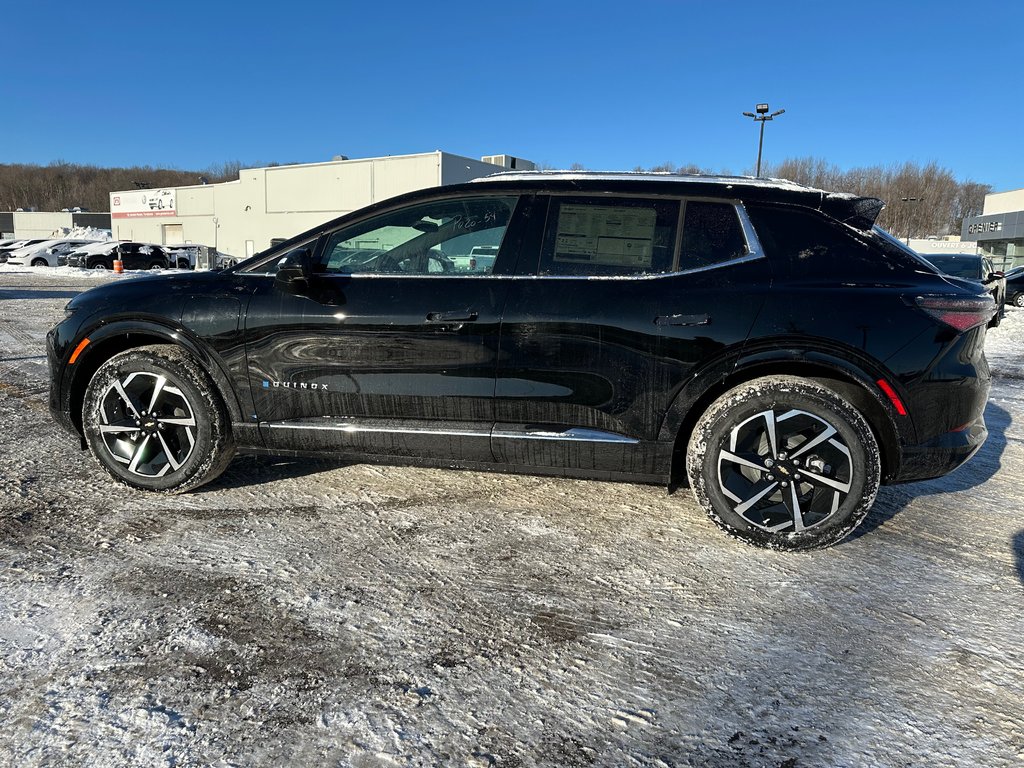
[113,259,124,274]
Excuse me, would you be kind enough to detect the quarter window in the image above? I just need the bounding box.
[320,196,519,276]
[539,197,679,276]
[681,201,748,269]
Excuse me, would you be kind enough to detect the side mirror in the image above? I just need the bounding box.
[991,271,1005,280]
[274,247,312,294]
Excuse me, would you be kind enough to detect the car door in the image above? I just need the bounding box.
[243,192,530,462]
[492,194,771,477]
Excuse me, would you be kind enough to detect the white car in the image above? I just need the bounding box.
[5,239,102,268]
[0,239,49,264]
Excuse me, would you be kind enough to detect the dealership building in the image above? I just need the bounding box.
[108,151,533,259]
[962,187,1024,271]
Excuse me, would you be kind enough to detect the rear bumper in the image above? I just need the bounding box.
[891,416,987,483]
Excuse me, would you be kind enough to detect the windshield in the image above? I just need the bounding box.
[920,254,983,280]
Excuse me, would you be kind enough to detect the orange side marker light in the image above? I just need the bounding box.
[69,338,90,364]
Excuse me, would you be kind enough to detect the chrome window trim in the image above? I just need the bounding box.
[238,199,765,280]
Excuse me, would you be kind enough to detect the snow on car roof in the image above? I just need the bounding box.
[471,170,826,194]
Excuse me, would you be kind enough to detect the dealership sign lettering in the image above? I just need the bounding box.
[967,220,1002,234]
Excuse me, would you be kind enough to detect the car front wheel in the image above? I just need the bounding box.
[82,346,235,492]
[686,376,880,551]
[1014,294,1024,308]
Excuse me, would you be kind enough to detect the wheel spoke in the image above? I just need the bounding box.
[762,410,779,457]
[99,424,141,435]
[147,375,167,413]
[784,482,806,532]
[127,435,152,473]
[799,469,851,494]
[157,433,182,470]
[734,480,780,515]
[160,416,197,427]
[113,380,141,418]
[788,423,837,459]
[720,450,768,473]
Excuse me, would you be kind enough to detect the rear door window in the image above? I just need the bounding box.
[538,196,679,276]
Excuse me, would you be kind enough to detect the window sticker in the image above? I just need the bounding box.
[553,205,657,268]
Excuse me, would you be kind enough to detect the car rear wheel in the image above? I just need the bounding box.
[91,261,108,270]
[31,257,48,267]
[686,376,880,551]
[82,345,235,492]
[149,262,164,270]
[1014,294,1024,308]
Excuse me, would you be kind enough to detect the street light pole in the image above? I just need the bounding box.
[742,103,786,177]
[900,197,923,245]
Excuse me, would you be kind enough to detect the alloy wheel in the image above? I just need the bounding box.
[716,408,853,533]
[97,371,197,477]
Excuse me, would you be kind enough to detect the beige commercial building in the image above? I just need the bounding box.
[108,151,533,259]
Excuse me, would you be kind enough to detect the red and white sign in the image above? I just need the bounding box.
[110,188,177,219]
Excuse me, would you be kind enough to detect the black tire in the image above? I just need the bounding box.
[82,345,235,493]
[31,257,48,267]
[149,261,164,270]
[686,376,880,551]
[90,261,108,270]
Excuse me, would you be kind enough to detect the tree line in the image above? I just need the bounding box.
[0,161,244,214]
[631,157,990,238]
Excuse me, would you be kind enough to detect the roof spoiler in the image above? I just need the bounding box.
[820,193,885,230]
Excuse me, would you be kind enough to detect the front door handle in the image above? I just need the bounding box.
[426,310,479,322]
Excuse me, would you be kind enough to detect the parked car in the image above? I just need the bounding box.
[48,173,995,550]
[162,244,200,269]
[919,253,1006,325]
[66,242,169,270]
[1006,270,1024,307]
[4,238,99,268]
[0,239,47,264]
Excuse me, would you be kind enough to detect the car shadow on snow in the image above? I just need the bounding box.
[198,454,351,493]
[850,400,1011,542]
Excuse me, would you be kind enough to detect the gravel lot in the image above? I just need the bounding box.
[1,266,1023,767]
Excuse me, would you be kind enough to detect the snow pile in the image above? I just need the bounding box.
[51,226,112,241]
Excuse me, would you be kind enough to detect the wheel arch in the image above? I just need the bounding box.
[67,320,243,437]
[663,350,905,485]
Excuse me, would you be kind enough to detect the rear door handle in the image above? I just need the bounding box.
[655,313,710,327]
[426,310,479,322]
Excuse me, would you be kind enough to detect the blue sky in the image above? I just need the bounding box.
[4,0,1021,191]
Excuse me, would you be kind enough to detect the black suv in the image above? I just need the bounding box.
[66,242,170,270]
[47,173,994,550]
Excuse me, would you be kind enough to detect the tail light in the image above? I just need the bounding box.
[913,295,995,332]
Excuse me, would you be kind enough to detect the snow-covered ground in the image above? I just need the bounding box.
[1,271,1022,767]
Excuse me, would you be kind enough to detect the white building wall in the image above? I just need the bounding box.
[983,188,1024,215]
[109,151,510,258]
[13,211,74,238]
